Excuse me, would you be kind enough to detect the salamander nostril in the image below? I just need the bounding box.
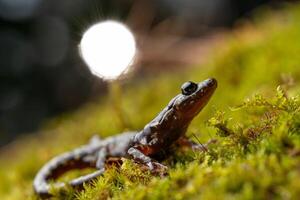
[207,78,217,87]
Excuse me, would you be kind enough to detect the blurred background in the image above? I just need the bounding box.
[0,0,294,146]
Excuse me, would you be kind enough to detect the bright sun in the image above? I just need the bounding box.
[79,20,136,80]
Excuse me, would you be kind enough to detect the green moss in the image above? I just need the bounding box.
[1,3,300,200]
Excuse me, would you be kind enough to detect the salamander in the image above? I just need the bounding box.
[33,78,217,197]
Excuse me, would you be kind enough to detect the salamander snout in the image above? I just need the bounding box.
[204,78,217,88]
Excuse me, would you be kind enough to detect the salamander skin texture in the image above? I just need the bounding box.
[33,78,217,198]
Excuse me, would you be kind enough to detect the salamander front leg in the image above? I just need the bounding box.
[127,147,167,173]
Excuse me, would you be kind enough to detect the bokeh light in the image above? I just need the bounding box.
[79,20,136,80]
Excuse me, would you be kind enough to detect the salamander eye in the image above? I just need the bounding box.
[181,81,198,95]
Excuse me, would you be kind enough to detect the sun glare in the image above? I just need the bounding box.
[79,21,136,80]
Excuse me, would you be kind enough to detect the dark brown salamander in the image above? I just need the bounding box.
[33,78,217,197]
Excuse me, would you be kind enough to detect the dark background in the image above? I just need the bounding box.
[0,0,289,146]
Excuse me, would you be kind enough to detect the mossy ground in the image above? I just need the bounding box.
[1,3,300,200]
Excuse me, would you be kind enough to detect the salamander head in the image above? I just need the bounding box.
[173,78,217,119]
[131,78,217,156]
